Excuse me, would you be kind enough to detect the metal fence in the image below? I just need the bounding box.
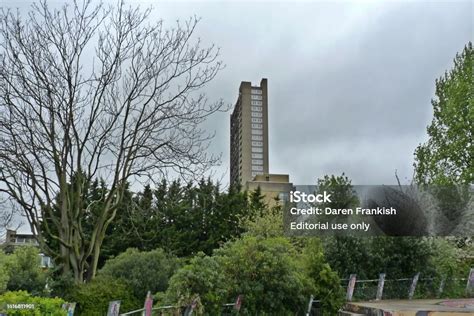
[110,270,473,315]
[119,296,242,316]
[342,274,470,302]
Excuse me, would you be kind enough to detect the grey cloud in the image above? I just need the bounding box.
[2,0,472,187]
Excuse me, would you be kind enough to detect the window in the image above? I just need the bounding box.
[251,172,259,177]
[251,100,262,105]
[251,123,262,129]
[252,147,263,153]
[252,135,263,141]
[251,165,263,171]
[252,141,263,146]
[251,89,262,94]
[251,129,263,135]
[252,159,263,165]
[278,193,290,202]
[251,118,262,123]
[251,112,262,117]
[251,95,262,100]
[251,106,262,112]
[39,254,53,268]
[252,153,263,158]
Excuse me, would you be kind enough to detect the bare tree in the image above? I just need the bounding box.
[0,0,224,282]
[0,199,21,243]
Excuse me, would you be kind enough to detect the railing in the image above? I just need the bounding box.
[342,274,470,302]
[114,270,473,315]
[119,296,242,316]
[120,305,176,316]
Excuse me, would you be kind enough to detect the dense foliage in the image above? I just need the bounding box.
[324,237,439,279]
[164,235,343,315]
[301,238,345,312]
[0,247,47,296]
[0,291,65,316]
[68,276,139,316]
[164,253,227,314]
[0,251,10,293]
[43,177,264,270]
[99,248,181,299]
[101,179,264,262]
[414,42,473,185]
[217,236,315,314]
[314,175,465,284]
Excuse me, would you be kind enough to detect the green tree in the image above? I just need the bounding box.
[413,43,472,256]
[315,174,449,283]
[314,174,373,279]
[324,236,453,281]
[102,179,261,259]
[164,253,227,314]
[99,248,180,300]
[414,42,473,185]
[243,203,284,238]
[301,238,344,314]
[323,236,373,279]
[69,275,139,316]
[315,173,360,224]
[0,251,11,293]
[165,234,343,314]
[215,236,314,315]
[5,247,47,296]
[370,237,436,278]
[248,186,267,217]
[0,291,65,316]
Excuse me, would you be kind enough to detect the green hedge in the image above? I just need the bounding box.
[69,276,139,315]
[0,291,65,315]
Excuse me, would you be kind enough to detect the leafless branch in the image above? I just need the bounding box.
[0,0,224,282]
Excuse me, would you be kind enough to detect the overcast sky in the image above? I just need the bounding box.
[3,0,473,187]
[154,0,472,186]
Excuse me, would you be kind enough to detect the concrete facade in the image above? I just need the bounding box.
[2,230,52,268]
[230,79,293,207]
[230,79,269,188]
[246,174,295,207]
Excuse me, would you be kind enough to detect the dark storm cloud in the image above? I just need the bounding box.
[3,0,472,186]
[174,0,472,185]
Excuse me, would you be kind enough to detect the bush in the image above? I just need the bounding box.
[69,276,139,316]
[0,252,11,293]
[215,236,314,315]
[99,248,181,299]
[3,247,48,295]
[0,291,65,315]
[301,238,344,313]
[47,268,76,299]
[324,237,442,279]
[164,253,227,314]
[165,236,343,314]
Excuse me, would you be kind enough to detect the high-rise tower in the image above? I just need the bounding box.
[230,78,269,187]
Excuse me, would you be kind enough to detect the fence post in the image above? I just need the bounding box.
[408,273,420,300]
[183,298,198,316]
[346,274,357,302]
[466,268,474,296]
[437,277,446,297]
[234,295,243,312]
[376,273,386,300]
[107,300,121,316]
[306,295,314,316]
